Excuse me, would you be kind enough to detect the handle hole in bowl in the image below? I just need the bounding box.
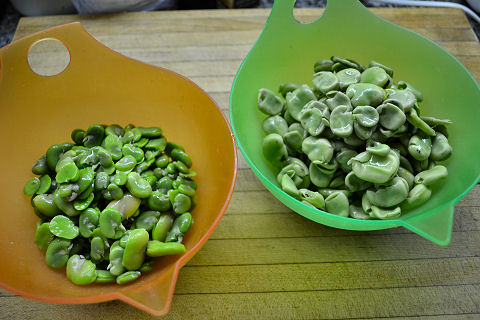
[293,7,323,24]
[28,38,70,76]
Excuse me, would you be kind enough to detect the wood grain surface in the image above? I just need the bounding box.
[1,7,480,320]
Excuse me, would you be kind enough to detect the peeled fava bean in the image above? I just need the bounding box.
[361,66,389,87]
[299,189,325,209]
[349,204,370,220]
[263,115,288,136]
[309,160,337,188]
[350,149,399,184]
[414,165,448,186]
[384,90,416,112]
[366,177,409,207]
[299,105,326,137]
[377,103,406,131]
[325,192,349,217]
[404,184,432,209]
[370,206,401,220]
[336,68,361,90]
[46,238,71,269]
[122,229,149,271]
[346,83,384,107]
[302,137,333,163]
[408,134,432,161]
[146,240,186,257]
[286,84,316,120]
[126,172,152,199]
[258,88,284,115]
[263,133,288,167]
[313,71,339,95]
[49,215,79,240]
[330,105,353,137]
[325,91,351,111]
[66,255,97,285]
[279,83,300,97]
[430,133,452,161]
[353,106,379,128]
[34,223,54,251]
[165,212,193,243]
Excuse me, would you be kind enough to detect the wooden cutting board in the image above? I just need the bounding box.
[1,7,479,319]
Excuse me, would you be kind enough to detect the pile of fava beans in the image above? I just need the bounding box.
[23,124,196,285]
[259,57,452,220]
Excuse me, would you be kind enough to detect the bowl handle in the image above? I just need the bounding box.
[0,22,116,85]
[399,205,455,246]
[117,266,178,316]
[265,0,377,29]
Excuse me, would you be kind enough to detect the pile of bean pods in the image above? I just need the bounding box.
[23,124,196,285]
[259,56,452,220]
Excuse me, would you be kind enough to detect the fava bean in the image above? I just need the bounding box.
[430,133,452,161]
[115,155,137,172]
[299,189,324,209]
[361,66,389,87]
[325,192,349,217]
[49,215,79,240]
[36,175,52,195]
[313,71,339,95]
[90,236,105,261]
[116,271,141,285]
[414,165,448,186]
[263,115,289,136]
[24,177,40,196]
[34,222,54,251]
[349,204,370,220]
[155,154,169,168]
[99,208,124,239]
[370,206,401,220]
[46,238,71,269]
[32,155,49,175]
[152,214,174,242]
[73,192,94,210]
[136,211,160,231]
[145,137,167,152]
[286,85,316,120]
[346,83,384,107]
[258,88,284,115]
[122,229,149,271]
[146,241,186,257]
[53,188,81,216]
[95,270,116,283]
[79,208,100,238]
[171,149,192,168]
[108,241,125,276]
[148,191,171,212]
[66,255,97,285]
[139,126,163,138]
[279,83,300,97]
[126,172,152,198]
[165,212,193,243]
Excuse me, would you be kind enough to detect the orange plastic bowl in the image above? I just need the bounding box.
[0,23,237,316]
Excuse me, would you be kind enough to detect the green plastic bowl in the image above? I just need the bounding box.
[229,0,480,245]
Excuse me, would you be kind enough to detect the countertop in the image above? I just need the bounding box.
[1,7,479,320]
